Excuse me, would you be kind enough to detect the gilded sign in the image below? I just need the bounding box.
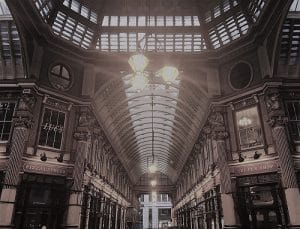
[22,162,70,176]
[230,160,278,176]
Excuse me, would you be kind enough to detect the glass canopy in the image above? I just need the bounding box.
[32,0,269,53]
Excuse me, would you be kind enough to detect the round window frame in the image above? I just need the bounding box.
[228,61,253,91]
[48,63,73,91]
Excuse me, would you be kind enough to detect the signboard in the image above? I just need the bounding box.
[230,159,278,176]
[22,161,72,177]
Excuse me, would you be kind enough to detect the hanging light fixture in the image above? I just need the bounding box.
[148,93,157,174]
[128,54,149,73]
[127,5,179,91]
[150,180,157,187]
[159,66,179,84]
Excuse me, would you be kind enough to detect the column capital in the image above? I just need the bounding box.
[13,93,36,129]
[14,116,34,129]
[73,130,90,141]
[267,115,288,128]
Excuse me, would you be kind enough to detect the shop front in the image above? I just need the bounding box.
[236,173,288,229]
[13,173,69,229]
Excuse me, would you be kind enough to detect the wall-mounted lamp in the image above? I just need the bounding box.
[56,152,64,162]
[253,151,261,159]
[238,154,245,162]
[40,152,47,161]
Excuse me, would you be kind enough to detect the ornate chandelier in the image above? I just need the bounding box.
[128,53,179,92]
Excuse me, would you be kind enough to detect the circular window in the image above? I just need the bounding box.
[48,64,72,91]
[229,62,252,90]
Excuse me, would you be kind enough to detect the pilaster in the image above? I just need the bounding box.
[0,93,35,228]
[265,91,300,227]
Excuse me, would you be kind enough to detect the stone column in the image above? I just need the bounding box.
[143,207,149,229]
[269,116,300,227]
[213,188,221,229]
[152,206,159,228]
[209,111,240,229]
[0,94,35,228]
[265,92,300,228]
[65,108,92,228]
[83,187,91,229]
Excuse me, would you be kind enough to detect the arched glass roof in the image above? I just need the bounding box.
[32,0,269,53]
[93,69,209,183]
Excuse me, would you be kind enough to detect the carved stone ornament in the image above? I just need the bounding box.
[14,116,34,129]
[265,93,281,113]
[267,115,289,128]
[18,94,36,112]
[73,131,90,141]
[212,130,229,141]
[208,111,224,128]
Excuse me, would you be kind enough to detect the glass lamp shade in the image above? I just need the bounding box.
[131,72,149,92]
[160,66,179,84]
[128,54,149,72]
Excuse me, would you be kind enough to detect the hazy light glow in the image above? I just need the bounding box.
[238,116,252,127]
[131,72,149,92]
[160,66,179,84]
[150,180,157,186]
[149,164,157,173]
[128,54,149,72]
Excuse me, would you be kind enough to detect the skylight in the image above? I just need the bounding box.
[290,0,300,11]
[33,0,53,22]
[52,11,94,49]
[30,0,270,53]
[102,16,201,27]
[248,0,267,22]
[96,32,206,52]
[63,0,98,23]
[209,13,249,48]
[0,0,24,79]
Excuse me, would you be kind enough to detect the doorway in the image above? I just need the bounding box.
[237,183,287,229]
[13,174,67,229]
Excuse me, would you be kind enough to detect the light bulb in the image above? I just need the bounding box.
[128,54,149,72]
[160,66,179,84]
[150,180,157,186]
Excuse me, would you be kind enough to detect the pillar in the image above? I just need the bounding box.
[209,111,240,229]
[213,188,221,229]
[0,94,35,228]
[65,108,91,228]
[143,207,149,229]
[152,206,159,228]
[269,116,300,227]
[265,92,300,228]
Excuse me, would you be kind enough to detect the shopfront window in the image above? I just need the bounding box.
[237,174,287,229]
[236,106,263,149]
[286,101,300,140]
[0,102,15,141]
[38,107,66,149]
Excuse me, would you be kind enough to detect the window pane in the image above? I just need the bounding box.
[39,108,65,149]
[236,106,263,149]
